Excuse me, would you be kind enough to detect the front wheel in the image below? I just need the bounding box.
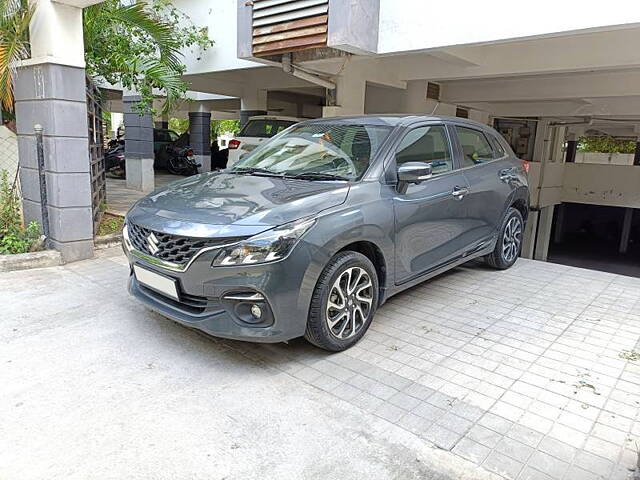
[305,251,379,352]
[485,207,524,269]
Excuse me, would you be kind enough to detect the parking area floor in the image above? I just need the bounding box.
[2,250,639,480]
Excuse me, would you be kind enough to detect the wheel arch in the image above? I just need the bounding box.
[337,240,387,305]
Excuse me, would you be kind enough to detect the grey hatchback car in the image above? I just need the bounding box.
[123,116,529,351]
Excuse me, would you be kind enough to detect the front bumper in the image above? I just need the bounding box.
[125,240,319,343]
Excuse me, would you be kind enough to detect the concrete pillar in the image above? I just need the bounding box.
[15,0,94,262]
[521,210,539,260]
[554,203,565,244]
[240,89,267,127]
[565,140,577,163]
[123,95,154,192]
[188,111,211,173]
[534,205,555,261]
[619,208,634,254]
[322,74,366,117]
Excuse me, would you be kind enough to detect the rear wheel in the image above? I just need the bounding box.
[305,251,379,352]
[485,207,524,269]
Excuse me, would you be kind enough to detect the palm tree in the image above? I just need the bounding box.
[0,0,193,116]
[0,0,34,113]
[83,1,189,114]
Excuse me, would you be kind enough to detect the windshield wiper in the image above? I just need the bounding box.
[286,172,351,181]
[228,167,281,177]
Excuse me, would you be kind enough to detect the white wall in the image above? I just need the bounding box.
[562,163,640,208]
[575,152,635,165]
[378,0,640,54]
[172,0,260,74]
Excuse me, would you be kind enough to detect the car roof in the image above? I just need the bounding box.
[297,115,494,130]
[247,115,300,122]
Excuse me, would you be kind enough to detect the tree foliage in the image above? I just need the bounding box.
[578,136,637,154]
[0,0,33,112]
[211,119,240,138]
[84,0,213,115]
[169,118,241,139]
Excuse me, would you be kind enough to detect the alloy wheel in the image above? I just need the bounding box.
[326,267,373,339]
[502,216,522,263]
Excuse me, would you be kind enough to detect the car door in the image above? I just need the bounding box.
[452,125,515,246]
[392,124,472,284]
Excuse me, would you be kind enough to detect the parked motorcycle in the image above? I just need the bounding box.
[166,145,201,176]
[105,144,126,179]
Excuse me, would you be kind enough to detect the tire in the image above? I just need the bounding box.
[485,207,524,270]
[305,251,379,352]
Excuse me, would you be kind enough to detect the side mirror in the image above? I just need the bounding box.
[397,162,433,184]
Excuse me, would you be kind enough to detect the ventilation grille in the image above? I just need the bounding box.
[426,82,441,101]
[456,107,469,119]
[252,0,329,56]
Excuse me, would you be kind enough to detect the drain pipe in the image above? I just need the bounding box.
[34,124,50,246]
[281,53,336,90]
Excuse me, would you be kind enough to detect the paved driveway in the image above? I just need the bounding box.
[2,249,639,480]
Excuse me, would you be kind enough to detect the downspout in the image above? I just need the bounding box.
[280,54,337,90]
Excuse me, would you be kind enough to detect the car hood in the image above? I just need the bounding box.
[127,172,350,237]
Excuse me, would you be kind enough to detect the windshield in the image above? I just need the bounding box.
[231,123,392,180]
[239,119,297,138]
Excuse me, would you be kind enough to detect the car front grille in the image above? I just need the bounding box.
[137,283,222,315]
[128,222,243,266]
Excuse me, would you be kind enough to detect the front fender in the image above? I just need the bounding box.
[295,182,396,313]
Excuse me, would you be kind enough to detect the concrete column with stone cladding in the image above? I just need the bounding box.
[15,64,94,262]
[188,111,211,172]
[123,95,155,192]
[14,0,106,262]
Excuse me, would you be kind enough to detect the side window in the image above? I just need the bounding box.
[489,134,507,157]
[396,125,452,176]
[456,126,497,167]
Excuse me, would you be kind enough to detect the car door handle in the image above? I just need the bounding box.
[452,186,469,200]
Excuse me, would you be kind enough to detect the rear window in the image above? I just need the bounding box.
[239,119,297,138]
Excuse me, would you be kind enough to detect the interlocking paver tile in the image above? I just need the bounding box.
[483,450,524,479]
[422,423,462,451]
[506,424,544,448]
[527,451,569,479]
[572,450,615,477]
[495,436,535,463]
[537,436,577,464]
[453,437,491,463]
[517,466,554,480]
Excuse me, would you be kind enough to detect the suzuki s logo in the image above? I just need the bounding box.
[147,233,160,255]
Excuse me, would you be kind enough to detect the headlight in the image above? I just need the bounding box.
[212,218,315,266]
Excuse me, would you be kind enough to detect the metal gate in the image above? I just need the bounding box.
[86,76,106,235]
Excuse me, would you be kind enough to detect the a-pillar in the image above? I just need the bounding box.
[123,95,154,192]
[189,110,211,173]
[240,89,267,127]
[15,0,96,262]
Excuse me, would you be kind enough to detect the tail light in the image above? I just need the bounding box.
[186,149,194,157]
[522,160,530,175]
[229,139,241,150]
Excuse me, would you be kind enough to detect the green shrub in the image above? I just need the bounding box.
[0,170,42,255]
